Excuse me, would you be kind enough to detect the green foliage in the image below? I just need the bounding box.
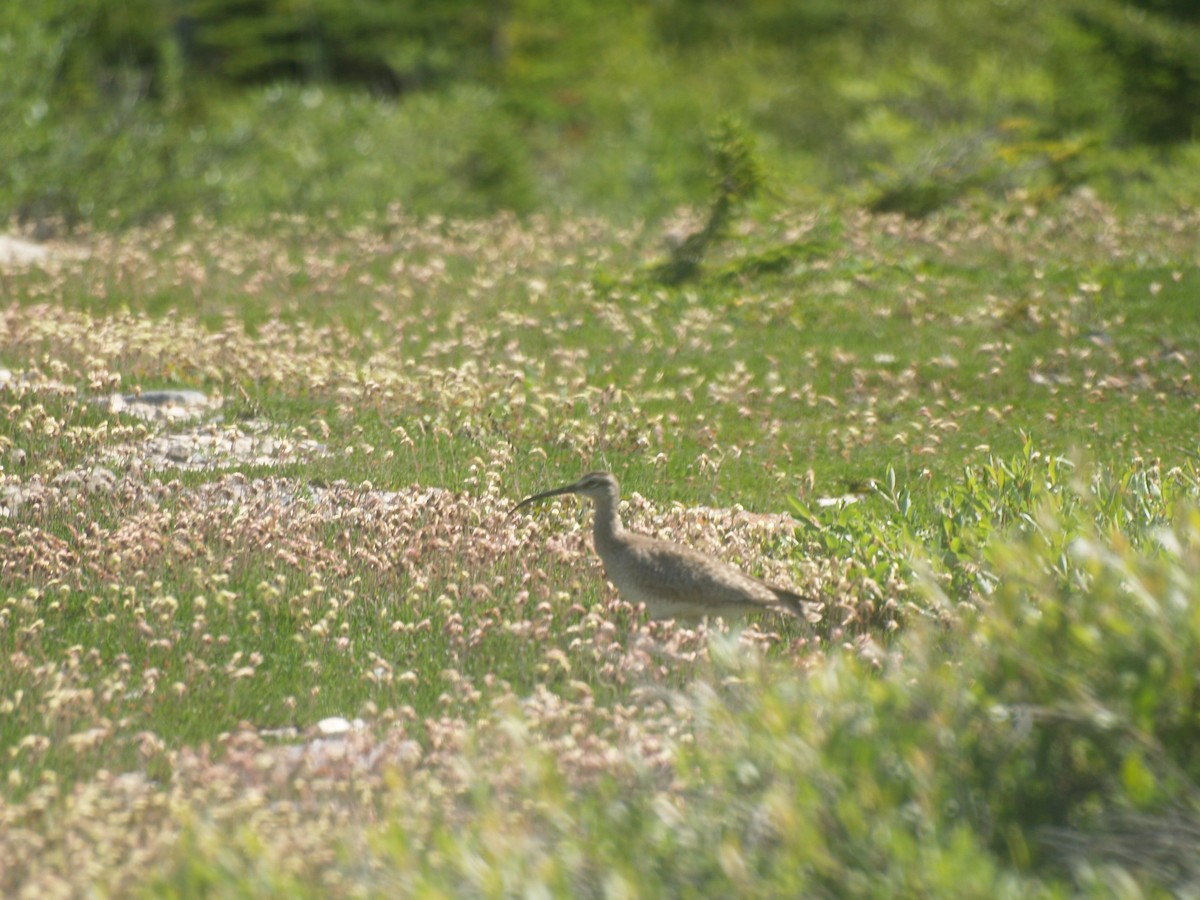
[652,0,849,50]
[355,654,1049,896]
[1070,0,1200,143]
[148,817,317,898]
[794,478,1200,888]
[866,124,1095,217]
[178,0,502,92]
[0,76,536,225]
[211,82,538,219]
[967,508,1200,840]
[5,0,1200,227]
[794,439,1191,619]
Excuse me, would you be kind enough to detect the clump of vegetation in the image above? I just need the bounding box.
[794,439,1188,619]
[650,117,765,285]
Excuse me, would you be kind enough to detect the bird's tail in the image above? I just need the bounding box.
[770,586,823,624]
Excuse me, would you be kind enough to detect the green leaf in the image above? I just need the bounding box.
[1120,750,1159,807]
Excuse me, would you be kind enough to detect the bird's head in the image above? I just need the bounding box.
[511,471,619,514]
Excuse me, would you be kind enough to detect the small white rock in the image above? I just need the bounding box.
[316,716,364,736]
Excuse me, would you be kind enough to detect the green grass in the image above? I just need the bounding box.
[3,198,1200,893]
[10,199,1197,503]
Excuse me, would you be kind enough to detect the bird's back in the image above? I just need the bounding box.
[597,530,795,621]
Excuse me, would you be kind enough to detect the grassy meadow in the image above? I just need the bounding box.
[2,194,1199,894]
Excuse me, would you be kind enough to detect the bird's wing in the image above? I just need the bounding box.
[623,538,786,613]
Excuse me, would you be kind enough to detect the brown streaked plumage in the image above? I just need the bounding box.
[512,472,811,623]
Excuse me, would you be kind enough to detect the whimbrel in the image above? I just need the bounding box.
[513,472,811,623]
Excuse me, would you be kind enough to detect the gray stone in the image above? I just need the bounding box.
[126,390,209,407]
[102,389,216,423]
[165,439,193,463]
[0,235,51,265]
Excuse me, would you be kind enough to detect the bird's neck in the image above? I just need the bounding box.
[590,492,623,550]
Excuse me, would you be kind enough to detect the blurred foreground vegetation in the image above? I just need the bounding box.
[3,0,1200,227]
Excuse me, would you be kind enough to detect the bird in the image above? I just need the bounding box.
[512,471,812,624]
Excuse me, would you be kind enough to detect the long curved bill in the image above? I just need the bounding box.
[510,480,581,516]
